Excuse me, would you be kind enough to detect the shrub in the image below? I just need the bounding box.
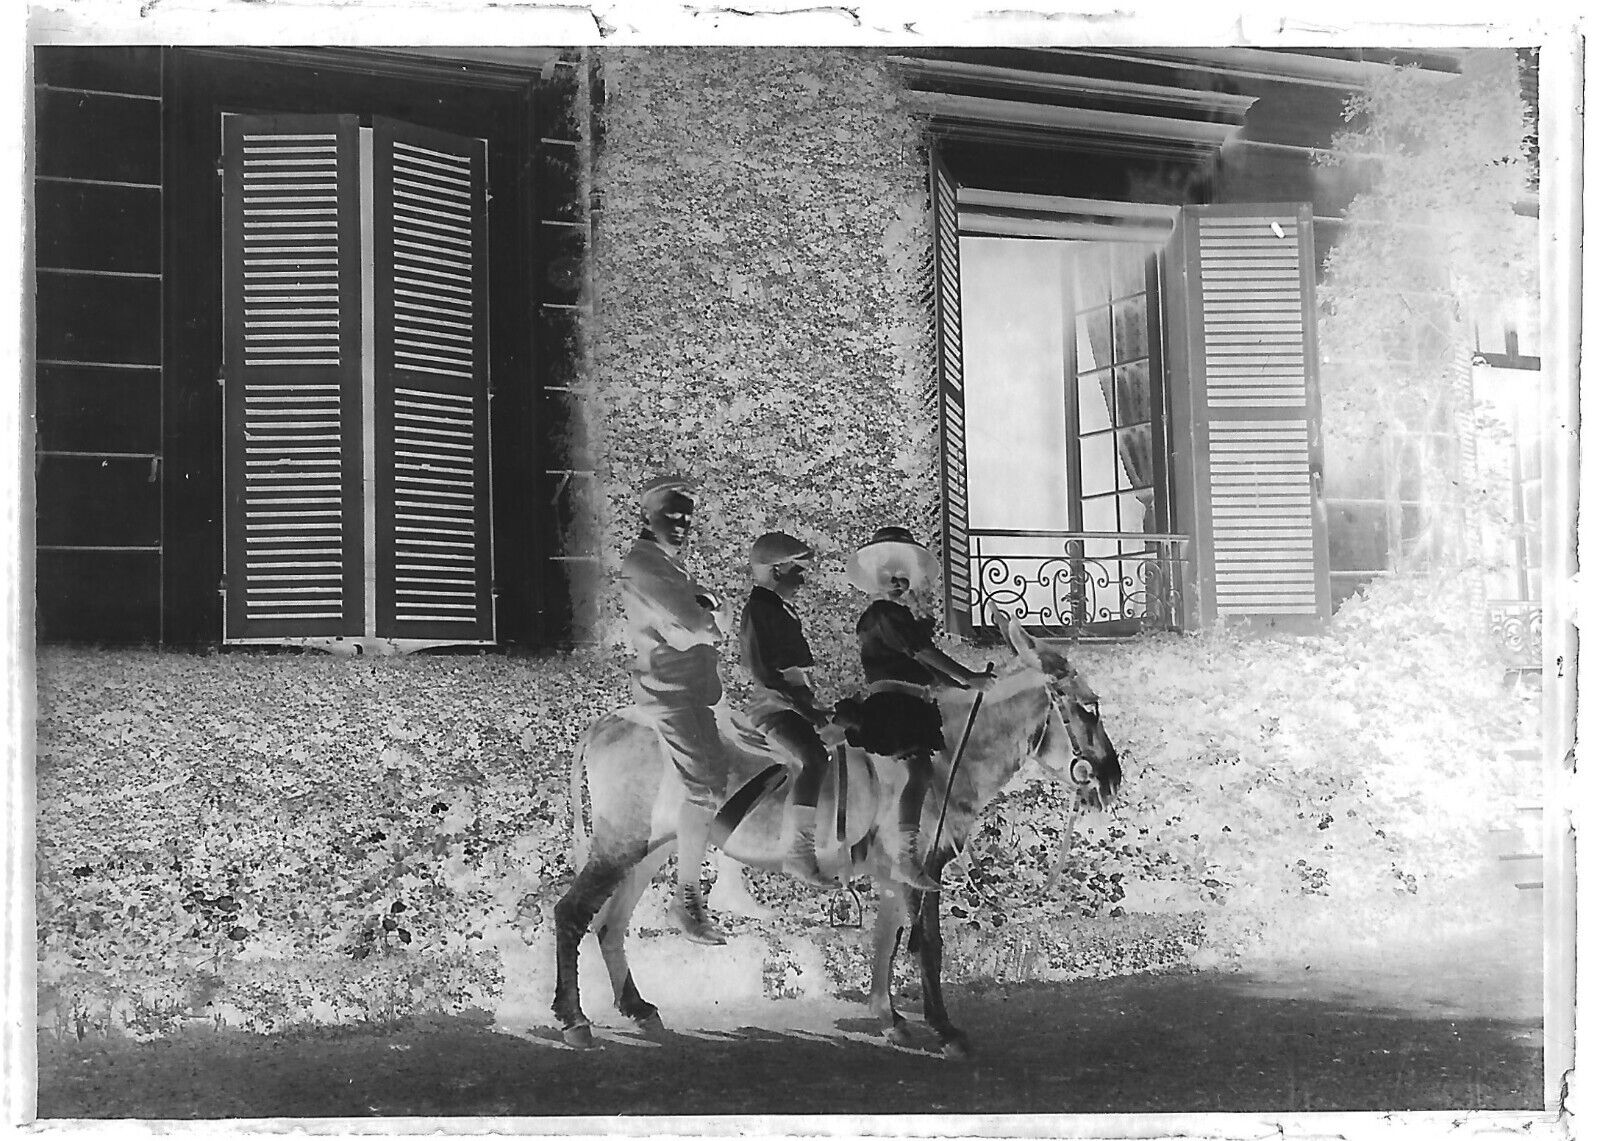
[36,567,1529,1032]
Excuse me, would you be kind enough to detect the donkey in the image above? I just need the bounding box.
[551,612,1121,1057]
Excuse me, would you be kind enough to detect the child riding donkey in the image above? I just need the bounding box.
[618,474,738,945]
[556,503,1123,1049]
[737,531,839,888]
[623,472,995,924]
[840,527,996,890]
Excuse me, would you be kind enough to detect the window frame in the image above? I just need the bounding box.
[940,178,1189,638]
[1059,243,1175,542]
[933,145,1330,638]
[161,48,570,648]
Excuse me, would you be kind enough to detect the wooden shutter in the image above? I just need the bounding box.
[930,152,972,635]
[370,118,494,641]
[221,114,363,640]
[1170,204,1331,631]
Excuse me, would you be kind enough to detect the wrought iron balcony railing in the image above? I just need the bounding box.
[1487,598,1542,671]
[968,529,1192,637]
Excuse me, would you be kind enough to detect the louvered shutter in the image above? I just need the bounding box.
[221,114,364,639]
[930,152,973,636]
[370,118,494,641]
[1170,204,1331,631]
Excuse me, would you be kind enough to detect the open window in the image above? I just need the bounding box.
[220,113,494,645]
[931,154,1331,637]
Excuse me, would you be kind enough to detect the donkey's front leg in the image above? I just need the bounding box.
[869,879,912,1046]
[596,844,672,1030]
[915,852,971,1060]
[552,849,639,1048]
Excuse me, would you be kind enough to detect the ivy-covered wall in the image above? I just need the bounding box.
[578,48,938,676]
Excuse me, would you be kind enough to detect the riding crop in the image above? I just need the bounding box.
[928,684,987,869]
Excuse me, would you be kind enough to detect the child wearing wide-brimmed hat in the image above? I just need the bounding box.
[843,526,995,890]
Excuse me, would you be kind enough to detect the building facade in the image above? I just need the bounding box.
[30,45,1536,654]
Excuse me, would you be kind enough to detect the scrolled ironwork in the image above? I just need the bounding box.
[969,529,1190,637]
[1487,599,1542,670]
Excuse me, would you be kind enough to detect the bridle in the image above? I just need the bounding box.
[1037,684,1103,787]
[1038,683,1112,890]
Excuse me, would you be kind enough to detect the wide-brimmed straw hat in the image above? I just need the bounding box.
[846,526,939,593]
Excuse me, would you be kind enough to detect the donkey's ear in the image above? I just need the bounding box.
[993,605,1044,669]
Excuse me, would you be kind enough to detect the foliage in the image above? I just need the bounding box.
[1316,50,1536,566]
[35,649,624,1035]
[950,566,1530,960]
[35,565,1529,1033]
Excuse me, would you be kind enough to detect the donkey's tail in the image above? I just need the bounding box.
[569,726,592,870]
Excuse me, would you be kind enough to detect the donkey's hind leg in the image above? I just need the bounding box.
[552,843,645,1048]
[914,850,971,1060]
[596,841,674,1029]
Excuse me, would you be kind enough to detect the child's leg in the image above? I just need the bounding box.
[655,704,729,944]
[891,751,940,891]
[765,710,835,886]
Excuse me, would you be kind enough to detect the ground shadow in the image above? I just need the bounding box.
[36,973,1542,1118]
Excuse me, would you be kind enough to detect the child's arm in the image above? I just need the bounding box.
[913,646,996,691]
[621,558,720,650]
[777,667,830,724]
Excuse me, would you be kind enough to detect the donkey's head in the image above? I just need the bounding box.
[990,605,1122,807]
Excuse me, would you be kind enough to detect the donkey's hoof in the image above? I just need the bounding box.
[941,1033,972,1061]
[562,1022,597,1049]
[884,1023,914,1048]
[634,1012,665,1034]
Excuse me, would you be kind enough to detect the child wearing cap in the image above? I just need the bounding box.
[738,532,836,888]
[844,526,995,891]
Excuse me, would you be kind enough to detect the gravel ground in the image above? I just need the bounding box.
[33,923,1544,1120]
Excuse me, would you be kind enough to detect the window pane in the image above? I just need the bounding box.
[1111,245,1147,299]
[959,237,1073,531]
[1117,489,1150,533]
[1073,244,1111,308]
[1081,494,1118,538]
[1079,431,1116,496]
[1112,294,1148,363]
[1077,307,1111,373]
[1326,502,1389,573]
[1116,424,1154,490]
[1077,370,1113,433]
[1115,362,1151,424]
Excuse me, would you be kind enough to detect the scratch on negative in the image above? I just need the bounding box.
[481,1,618,34]
[979,8,1135,21]
[695,5,864,25]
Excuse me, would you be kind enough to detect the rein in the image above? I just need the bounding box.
[1041,688,1097,891]
[930,680,1075,877]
